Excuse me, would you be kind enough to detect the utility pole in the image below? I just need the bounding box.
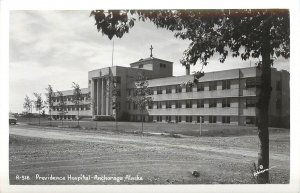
[199,116,202,137]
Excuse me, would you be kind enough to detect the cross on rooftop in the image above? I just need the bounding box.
[150,45,153,57]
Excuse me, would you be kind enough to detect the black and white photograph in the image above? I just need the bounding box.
[1,0,300,193]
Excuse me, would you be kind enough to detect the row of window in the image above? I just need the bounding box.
[138,63,167,69]
[127,98,256,110]
[52,105,90,111]
[132,115,234,124]
[132,115,256,124]
[127,78,260,96]
[51,115,77,120]
[52,94,90,103]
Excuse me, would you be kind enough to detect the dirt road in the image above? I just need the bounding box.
[9,124,290,184]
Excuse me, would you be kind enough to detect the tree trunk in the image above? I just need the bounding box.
[77,105,79,127]
[256,20,271,184]
[38,109,40,126]
[49,109,52,126]
[141,115,144,133]
[115,111,118,131]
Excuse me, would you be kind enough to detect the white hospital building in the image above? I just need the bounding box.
[51,55,290,127]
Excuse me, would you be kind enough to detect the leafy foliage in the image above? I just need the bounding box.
[127,73,153,133]
[90,10,136,39]
[91,9,289,80]
[72,82,82,124]
[33,93,44,112]
[57,91,67,116]
[23,95,33,114]
[127,73,153,113]
[72,82,82,106]
[33,92,45,126]
[91,9,290,183]
[45,85,55,113]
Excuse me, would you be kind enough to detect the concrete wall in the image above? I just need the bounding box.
[55,62,289,127]
[51,88,91,118]
[130,57,173,79]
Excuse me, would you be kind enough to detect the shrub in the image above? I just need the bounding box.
[93,116,115,121]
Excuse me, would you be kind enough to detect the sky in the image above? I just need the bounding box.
[9,10,290,113]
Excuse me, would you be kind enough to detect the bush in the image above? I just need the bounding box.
[93,116,115,121]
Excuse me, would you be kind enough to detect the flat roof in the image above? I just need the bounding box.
[130,57,173,66]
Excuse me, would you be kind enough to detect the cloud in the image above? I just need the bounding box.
[9,10,290,113]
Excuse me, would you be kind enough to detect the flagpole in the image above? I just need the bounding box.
[112,40,114,67]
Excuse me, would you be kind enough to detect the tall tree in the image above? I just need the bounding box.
[91,9,290,183]
[23,95,33,122]
[127,73,153,133]
[45,84,55,126]
[72,82,83,127]
[103,68,121,131]
[57,91,67,126]
[33,92,44,126]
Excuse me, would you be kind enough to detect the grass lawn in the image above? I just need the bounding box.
[17,117,288,137]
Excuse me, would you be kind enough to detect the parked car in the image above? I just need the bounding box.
[9,116,17,125]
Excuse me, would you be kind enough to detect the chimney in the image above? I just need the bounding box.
[186,65,190,75]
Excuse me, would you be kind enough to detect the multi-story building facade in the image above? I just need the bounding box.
[51,88,91,120]
[51,56,290,127]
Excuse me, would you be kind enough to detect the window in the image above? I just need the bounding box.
[176,116,181,123]
[166,116,171,122]
[176,85,182,93]
[197,100,204,108]
[246,116,256,124]
[160,63,166,68]
[186,100,192,108]
[186,116,192,123]
[197,83,204,91]
[149,116,153,122]
[157,116,162,122]
[209,81,217,91]
[148,103,153,109]
[138,64,143,68]
[209,99,217,108]
[222,98,230,108]
[222,116,230,123]
[222,80,231,90]
[166,101,172,109]
[157,101,162,109]
[175,101,181,108]
[133,103,138,110]
[86,105,90,110]
[246,98,256,108]
[197,116,204,123]
[186,84,193,92]
[148,88,154,95]
[157,87,162,94]
[209,116,217,123]
[166,86,172,94]
[246,78,260,88]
